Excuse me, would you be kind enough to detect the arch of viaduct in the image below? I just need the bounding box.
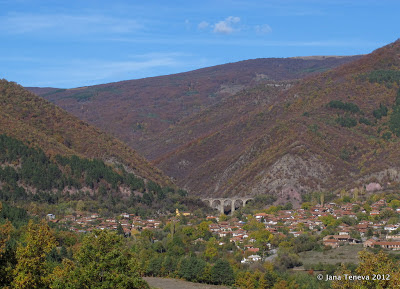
[201,197,254,215]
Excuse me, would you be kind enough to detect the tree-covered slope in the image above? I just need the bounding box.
[149,39,400,199]
[0,80,209,216]
[0,79,169,187]
[27,56,360,160]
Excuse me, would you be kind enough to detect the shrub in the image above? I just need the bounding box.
[336,116,357,128]
[359,117,372,125]
[373,103,388,119]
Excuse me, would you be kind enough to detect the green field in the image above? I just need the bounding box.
[298,244,365,266]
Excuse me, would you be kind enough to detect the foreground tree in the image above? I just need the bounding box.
[0,214,13,287]
[210,259,234,285]
[332,250,400,288]
[12,220,56,289]
[178,256,206,282]
[51,229,149,289]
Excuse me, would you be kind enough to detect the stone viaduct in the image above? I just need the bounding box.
[201,197,254,215]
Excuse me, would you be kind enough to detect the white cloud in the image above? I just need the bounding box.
[198,21,209,29]
[213,16,240,34]
[255,24,272,34]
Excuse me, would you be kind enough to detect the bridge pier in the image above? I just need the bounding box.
[219,199,224,215]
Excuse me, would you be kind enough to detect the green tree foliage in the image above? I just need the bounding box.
[395,88,400,106]
[178,256,206,282]
[359,117,372,125]
[210,259,234,285]
[250,229,272,253]
[161,255,178,277]
[203,237,218,261]
[12,220,57,289]
[146,181,163,200]
[194,221,212,240]
[373,103,388,119]
[0,134,62,191]
[146,255,163,277]
[234,271,258,289]
[292,234,318,253]
[55,155,123,189]
[52,229,149,289]
[336,115,357,127]
[389,105,400,136]
[367,70,400,84]
[0,202,29,228]
[0,134,199,217]
[0,204,11,256]
[327,100,360,113]
[332,250,400,288]
[260,268,278,289]
[390,199,400,209]
[274,250,302,271]
[243,216,265,231]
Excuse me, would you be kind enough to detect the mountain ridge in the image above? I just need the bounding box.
[27,55,361,159]
[0,80,171,187]
[137,40,400,198]
[25,44,400,199]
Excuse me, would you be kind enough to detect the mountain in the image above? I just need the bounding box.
[27,56,360,160]
[0,79,169,186]
[0,80,215,216]
[147,39,400,201]
[28,43,400,201]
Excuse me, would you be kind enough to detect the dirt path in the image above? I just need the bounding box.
[143,277,231,289]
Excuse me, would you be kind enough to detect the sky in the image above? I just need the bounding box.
[1,0,399,88]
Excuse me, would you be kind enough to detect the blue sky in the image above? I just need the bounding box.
[1,0,399,88]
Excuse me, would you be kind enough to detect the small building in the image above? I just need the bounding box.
[241,254,262,264]
[323,238,340,248]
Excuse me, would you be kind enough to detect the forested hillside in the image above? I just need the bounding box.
[0,134,199,217]
[0,79,168,186]
[0,80,209,216]
[148,40,400,199]
[28,56,360,160]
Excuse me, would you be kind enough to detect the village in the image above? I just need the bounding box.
[46,190,400,265]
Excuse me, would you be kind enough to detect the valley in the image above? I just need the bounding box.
[3,37,400,289]
[27,41,400,202]
[2,1,400,288]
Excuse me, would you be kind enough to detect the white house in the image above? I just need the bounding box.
[241,254,262,264]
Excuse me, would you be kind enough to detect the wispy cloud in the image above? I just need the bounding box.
[4,52,211,88]
[197,16,271,36]
[198,21,209,30]
[213,16,240,34]
[0,13,143,35]
[255,24,272,34]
